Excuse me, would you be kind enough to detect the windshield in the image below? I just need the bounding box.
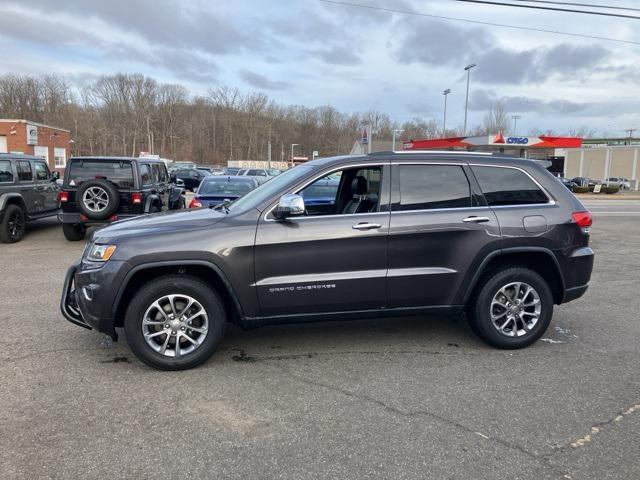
[229,165,314,212]
[199,178,255,196]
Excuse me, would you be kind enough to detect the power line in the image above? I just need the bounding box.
[508,1,640,13]
[456,0,640,19]
[318,0,640,46]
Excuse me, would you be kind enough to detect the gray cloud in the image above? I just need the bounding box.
[539,44,609,74]
[240,70,290,90]
[471,90,588,115]
[315,46,361,65]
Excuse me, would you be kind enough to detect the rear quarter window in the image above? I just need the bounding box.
[472,166,549,206]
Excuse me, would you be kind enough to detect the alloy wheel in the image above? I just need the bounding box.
[490,282,541,337]
[82,186,110,213]
[141,294,209,358]
[8,210,24,239]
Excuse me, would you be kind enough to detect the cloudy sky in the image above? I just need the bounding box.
[1,0,639,135]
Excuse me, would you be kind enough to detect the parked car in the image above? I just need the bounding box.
[61,151,594,370]
[189,175,259,208]
[605,177,631,190]
[0,154,60,243]
[267,169,282,177]
[557,177,577,190]
[223,167,241,175]
[238,168,271,184]
[174,168,207,192]
[571,177,596,188]
[58,156,185,241]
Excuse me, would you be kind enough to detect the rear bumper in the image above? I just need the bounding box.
[562,246,594,304]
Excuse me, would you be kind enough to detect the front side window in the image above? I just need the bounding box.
[398,164,471,211]
[17,161,33,182]
[298,166,381,216]
[0,160,13,183]
[472,166,548,206]
[34,161,50,181]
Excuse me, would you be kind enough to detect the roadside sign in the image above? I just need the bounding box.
[593,184,602,193]
[361,127,369,145]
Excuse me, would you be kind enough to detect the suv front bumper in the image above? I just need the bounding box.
[60,260,126,340]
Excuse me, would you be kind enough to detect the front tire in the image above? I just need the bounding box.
[0,204,26,243]
[467,266,553,349]
[124,275,226,370]
[62,223,86,241]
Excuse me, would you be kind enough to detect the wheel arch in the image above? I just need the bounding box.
[113,260,243,328]
[462,247,566,306]
[0,193,27,216]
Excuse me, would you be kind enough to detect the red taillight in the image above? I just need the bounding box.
[58,191,69,203]
[131,193,142,205]
[189,198,202,208]
[572,211,592,228]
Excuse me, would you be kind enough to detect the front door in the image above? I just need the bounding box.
[387,162,501,307]
[15,160,39,215]
[254,163,390,316]
[33,160,58,212]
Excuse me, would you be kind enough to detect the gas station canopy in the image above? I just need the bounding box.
[403,133,582,151]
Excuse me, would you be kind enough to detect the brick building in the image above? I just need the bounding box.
[0,119,71,174]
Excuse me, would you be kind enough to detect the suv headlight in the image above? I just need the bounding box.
[86,244,117,262]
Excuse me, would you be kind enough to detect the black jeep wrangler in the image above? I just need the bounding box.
[58,156,185,241]
[0,153,60,243]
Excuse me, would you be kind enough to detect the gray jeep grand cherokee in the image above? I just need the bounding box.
[61,151,594,370]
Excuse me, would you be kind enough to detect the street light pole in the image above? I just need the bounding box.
[290,143,299,167]
[392,129,404,151]
[442,89,451,136]
[463,64,476,136]
[512,115,522,136]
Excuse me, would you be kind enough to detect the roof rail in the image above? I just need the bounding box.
[369,150,494,156]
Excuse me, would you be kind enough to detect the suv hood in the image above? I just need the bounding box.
[92,208,226,243]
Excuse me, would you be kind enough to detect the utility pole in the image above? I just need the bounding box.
[442,89,451,136]
[267,129,272,168]
[463,64,476,136]
[512,115,522,136]
[392,129,404,151]
[626,128,636,145]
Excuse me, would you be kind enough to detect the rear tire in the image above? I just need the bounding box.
[0,204,26,243]
[62,223,86,241]
[124,275,226,370]
[467,266,553,349]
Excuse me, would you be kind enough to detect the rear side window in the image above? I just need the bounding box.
[34,161,50,181]
[248,169,267,176]
[0,161,13,183]
[140,164,152,186]
[153,164,168,183]
[67,160,135,189]
[17,161,33,181]
[472,166,548,206]
[398,164,471,210]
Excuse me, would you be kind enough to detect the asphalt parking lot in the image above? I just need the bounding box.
[1,201,639,480]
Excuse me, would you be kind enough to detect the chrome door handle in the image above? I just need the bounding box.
[352,222,382,230]
[462,216,490,223]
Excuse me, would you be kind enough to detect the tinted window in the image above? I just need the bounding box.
[34,161,50,181]
[67,160,135,188]
[199,179,255,196]
[0,161,13,183]
[140,164,152,186]
[247,169,267,176]
[17,161,33,182]
[153,163,168,183]
[472,166,548,206]
[398,165,471,210]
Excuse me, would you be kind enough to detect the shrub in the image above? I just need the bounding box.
[603,185,620,194]
[572,185,590,194]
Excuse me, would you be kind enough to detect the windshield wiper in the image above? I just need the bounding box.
[211,199,231,213]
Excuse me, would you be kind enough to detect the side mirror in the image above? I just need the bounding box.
[274,194,305,220]
[51,171,60,181]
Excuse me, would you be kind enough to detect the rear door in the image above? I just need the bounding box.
[387,161,501,307]
[152,163,170,209]
[16,160,39,215]
[33,160,58,212]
